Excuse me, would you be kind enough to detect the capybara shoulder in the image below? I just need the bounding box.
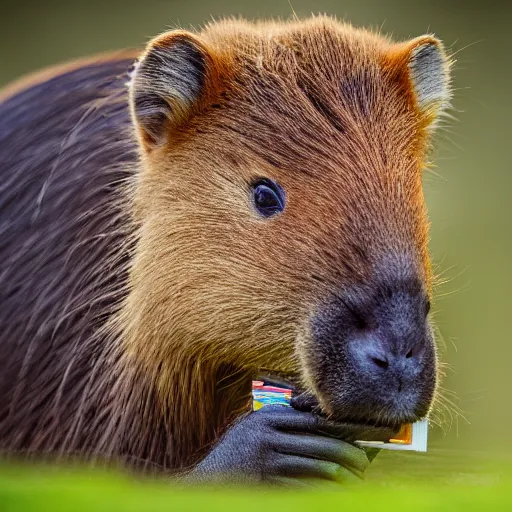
[0,53,139,457]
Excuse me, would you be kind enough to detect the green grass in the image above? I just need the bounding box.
[1,451,511,512]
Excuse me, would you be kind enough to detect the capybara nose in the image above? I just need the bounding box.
[344,280,430,386]
[310,276,436,422]
[349,332,426,388]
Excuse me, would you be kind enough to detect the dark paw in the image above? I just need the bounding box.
[290,390,397,462]
[186,405,370,486]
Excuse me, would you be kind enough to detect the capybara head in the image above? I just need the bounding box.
[125,17,451,429]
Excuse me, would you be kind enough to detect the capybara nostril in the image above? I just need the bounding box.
[402,340,426,361]
[349,341,392,372]
[370,355,389,370]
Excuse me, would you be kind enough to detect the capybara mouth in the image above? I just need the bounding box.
[318,388,431,433]
[325,395,426,430]
[256,371,419,428]
[266,374,427,437]
[256,379,404,442]
[329,412,418,433]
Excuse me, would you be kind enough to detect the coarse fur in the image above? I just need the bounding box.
[0,16,451,472]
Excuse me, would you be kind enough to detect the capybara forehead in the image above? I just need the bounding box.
[184,19,423,181]
[133,16,449,175]
[202,17,399,113]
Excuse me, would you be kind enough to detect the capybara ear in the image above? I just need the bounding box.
[386,36,452,128]
[129,31,221,150]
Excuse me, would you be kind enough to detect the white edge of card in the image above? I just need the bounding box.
[355,419,429,452]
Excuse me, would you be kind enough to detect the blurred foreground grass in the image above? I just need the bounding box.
[1,450,511,512]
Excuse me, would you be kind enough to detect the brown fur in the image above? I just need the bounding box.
[0,16,451,472]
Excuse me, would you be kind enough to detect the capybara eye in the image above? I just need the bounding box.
[252,179,286,217]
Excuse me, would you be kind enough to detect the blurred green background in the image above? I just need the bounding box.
[1,0,510,484]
